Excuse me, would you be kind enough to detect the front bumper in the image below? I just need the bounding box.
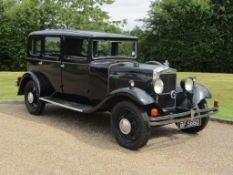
[150,106,218,126]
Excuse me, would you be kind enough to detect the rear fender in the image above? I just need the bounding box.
[18,71,54,96]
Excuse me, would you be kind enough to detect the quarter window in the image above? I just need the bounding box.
[30,37,41,56]
[44,37,61,59]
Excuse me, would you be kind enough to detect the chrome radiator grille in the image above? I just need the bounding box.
[157,73,177,109]
[160,73,176,93]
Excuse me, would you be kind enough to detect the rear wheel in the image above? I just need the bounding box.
[24,80,45,115]
[177,100,209,134]
[111,101,151,150]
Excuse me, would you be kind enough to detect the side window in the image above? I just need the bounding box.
[64,38,89,62]
[30,36,41,56]
[44,37,61,59]
[93,40,111,57]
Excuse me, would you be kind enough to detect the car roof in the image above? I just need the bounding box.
[29,29,138,40]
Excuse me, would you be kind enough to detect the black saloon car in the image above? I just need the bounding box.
[17,29,219,150]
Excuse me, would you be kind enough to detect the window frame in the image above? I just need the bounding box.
[91,39,138,60]
[42,35,62,61]
[28,36,42,58]
[62,36,90,63]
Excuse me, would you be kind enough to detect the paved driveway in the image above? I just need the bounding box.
[0,103,232,175]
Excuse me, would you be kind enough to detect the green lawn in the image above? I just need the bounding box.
[0,72,232,120]
[0,72,24,100]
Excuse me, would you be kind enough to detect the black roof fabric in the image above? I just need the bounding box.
[29,29,138,40]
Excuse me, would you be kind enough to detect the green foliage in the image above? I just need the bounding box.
[0,0,122,71]
[133,0,233,73]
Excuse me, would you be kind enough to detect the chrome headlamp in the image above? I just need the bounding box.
[181,78,194,92]
[153,70,160,80]
[153,79,164,94]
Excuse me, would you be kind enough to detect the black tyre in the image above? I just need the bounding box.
[111,101,151,150]
[178,100,209,134]
[24,80,45,115]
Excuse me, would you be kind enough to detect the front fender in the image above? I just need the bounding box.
[192,83,212,105]
[85,87,155,113]
[110,87,155,106]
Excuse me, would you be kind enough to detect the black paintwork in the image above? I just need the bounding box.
[30,29,138,40]
[18,29,212,114]
[27,58,61,92]
[18,71,54,96]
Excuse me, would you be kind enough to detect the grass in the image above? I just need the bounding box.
[0,72,232,120]
[0,72,24,100]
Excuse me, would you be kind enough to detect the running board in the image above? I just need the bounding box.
[39,97,93,113]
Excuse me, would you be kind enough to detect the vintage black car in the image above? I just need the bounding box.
[17,29,219,150]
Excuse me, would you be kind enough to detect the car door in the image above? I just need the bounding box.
[41,36,62,92]
[27,35,62,92]
[61,37,90,97]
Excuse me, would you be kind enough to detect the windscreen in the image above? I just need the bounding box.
[93,40,137,59]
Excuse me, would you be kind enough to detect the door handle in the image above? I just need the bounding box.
[38,61,43,65]
[60,64,65,68]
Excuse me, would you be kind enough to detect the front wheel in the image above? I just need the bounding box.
[24,80,45,115]
[111,101,151,150]
[177,100,209,134]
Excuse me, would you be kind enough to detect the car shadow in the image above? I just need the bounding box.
[43,105,196,150]
[7,104,197,151]
[145,126,196,151]
[40,105,118,150]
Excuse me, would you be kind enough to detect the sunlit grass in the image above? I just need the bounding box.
[0,72,232,120]
[0,72,24,100]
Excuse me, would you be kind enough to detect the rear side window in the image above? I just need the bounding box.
[44,37,61,59]
[30,36,41,56]
[64,38,89,62]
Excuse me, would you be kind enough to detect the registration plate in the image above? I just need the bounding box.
[177,118,201,129]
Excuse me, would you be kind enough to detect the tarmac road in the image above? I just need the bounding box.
[0,103,232,175]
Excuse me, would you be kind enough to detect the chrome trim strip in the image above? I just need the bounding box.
[39,97,83,112]
[62,61,89,65]
[27,58,61,63]
[160,69,177,74]
[153,66,177,75]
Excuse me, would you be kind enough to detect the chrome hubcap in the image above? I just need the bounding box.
[119,118,132,135]
[27,92,34,104]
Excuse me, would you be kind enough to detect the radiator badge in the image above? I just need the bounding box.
[170,90,177,99]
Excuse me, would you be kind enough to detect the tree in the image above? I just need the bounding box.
[0,0,123,71]
[211,0,233,72]
[135,0,233,73]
